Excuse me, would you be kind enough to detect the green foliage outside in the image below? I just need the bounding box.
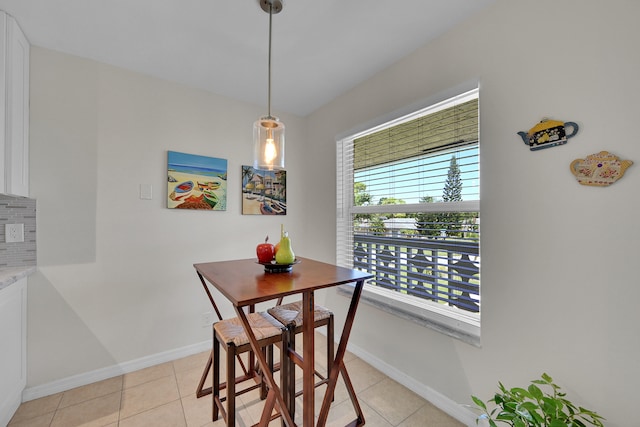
[412,155,478,239]
[353,183,406,235]
[353,154,479,240]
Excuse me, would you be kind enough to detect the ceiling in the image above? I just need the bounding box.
[0,0,495,117]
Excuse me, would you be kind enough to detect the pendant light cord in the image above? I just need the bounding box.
[267,3,273,119]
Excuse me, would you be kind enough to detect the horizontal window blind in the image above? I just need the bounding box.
[337,88,481,339]
[353,95,478,170]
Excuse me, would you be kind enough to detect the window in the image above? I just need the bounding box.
[336,87,480,345]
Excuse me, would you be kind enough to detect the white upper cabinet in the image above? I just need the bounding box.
[0,12,29,197]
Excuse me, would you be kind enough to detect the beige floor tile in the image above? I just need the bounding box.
[342,349,357,364]
[172,351,211,374]
[288,373,351,412]
[181,393,221,427]
[176,365,211,398]
[8,411,55,427]
[50,391,120,427]
[359,378,426,426]
[58,376,123,409]
[123,362,175,389]
[397,401,464,427]
[119,400,186,427]
[9,393,62,423]
[119,375,180,419]
[324,398,392,427]
[211,387,259,427]
[267,376,353,427]
[343,357,386,393]
[238,387,283,425]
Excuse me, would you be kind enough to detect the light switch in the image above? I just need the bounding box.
[140,184,153,200]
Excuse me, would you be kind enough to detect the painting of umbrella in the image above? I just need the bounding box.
[168,151,227,210]
[242,165,287,215]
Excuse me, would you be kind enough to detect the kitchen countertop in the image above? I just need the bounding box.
[0,266,36,291]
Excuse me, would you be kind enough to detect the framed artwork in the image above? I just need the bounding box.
[242,165,287,215]
[167,151,227,210]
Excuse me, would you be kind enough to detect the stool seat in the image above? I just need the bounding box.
[215,311,284,347]
[268,300,332,328]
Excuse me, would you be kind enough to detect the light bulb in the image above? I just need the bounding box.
[264,138,277,164]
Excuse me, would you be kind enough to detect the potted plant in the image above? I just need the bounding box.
[472,373,605,427]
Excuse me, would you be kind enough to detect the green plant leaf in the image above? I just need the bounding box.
[528,384,543,400]
[541,396,558,416]
[497,412,516,421]
[472,395,487,411]
[548,420,569,427]
[511,387,534,399]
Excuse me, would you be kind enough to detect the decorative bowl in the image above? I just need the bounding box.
[257,259,300,273]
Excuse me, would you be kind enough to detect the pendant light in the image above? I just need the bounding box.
[253,0,285,171]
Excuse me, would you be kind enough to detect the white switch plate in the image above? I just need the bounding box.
[5,223,24,243]
[140,184,153,200]
[201,311,214,328]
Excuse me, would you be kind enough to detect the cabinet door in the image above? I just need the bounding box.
[0,13,7,194]
[5,16,29,197]
[0,278,27,426]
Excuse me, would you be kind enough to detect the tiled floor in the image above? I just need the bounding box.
[9,333,463,426]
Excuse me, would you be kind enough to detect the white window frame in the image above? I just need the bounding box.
[336,85,480,346]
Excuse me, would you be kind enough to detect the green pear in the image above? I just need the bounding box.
[275,232,295,264]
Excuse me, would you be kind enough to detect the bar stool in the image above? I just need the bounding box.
[212,311,287,425]
[268,300,334,418]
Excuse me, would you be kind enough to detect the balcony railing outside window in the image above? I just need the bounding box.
[353,232,480,313]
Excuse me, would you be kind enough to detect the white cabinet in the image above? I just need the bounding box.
[0,278,27,427]
[0,12,29,197]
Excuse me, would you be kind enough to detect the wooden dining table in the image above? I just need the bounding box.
[193,256,373,427]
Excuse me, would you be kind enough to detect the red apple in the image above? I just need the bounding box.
[256,236,275,263]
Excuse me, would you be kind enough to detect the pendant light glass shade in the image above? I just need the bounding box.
[253,0,285,171]
[253,115,285,170]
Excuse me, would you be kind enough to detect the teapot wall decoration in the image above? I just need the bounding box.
[518,118,579,151]
[570,151,633,187]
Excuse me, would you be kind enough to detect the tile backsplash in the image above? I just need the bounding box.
[0,195,36,268]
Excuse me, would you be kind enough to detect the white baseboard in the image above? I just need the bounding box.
[344,340,480,426]
[22,337,480,426]
[22,340,212,402]
[1,385,23,427]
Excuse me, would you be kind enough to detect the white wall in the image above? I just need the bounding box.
[306,1,639,425]
[27,1,639,425]
[28,47,309,386]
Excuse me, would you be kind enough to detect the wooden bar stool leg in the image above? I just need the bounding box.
[197,352,213,398]
[327,314,335,401]
[212,333,220,421]
[259,346,275,400]
[226,343,236,427]
[288,325,296,421]
[280,327,290,427]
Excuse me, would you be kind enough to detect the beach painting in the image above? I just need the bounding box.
[167,151,227,210]
[242,165,287,215]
